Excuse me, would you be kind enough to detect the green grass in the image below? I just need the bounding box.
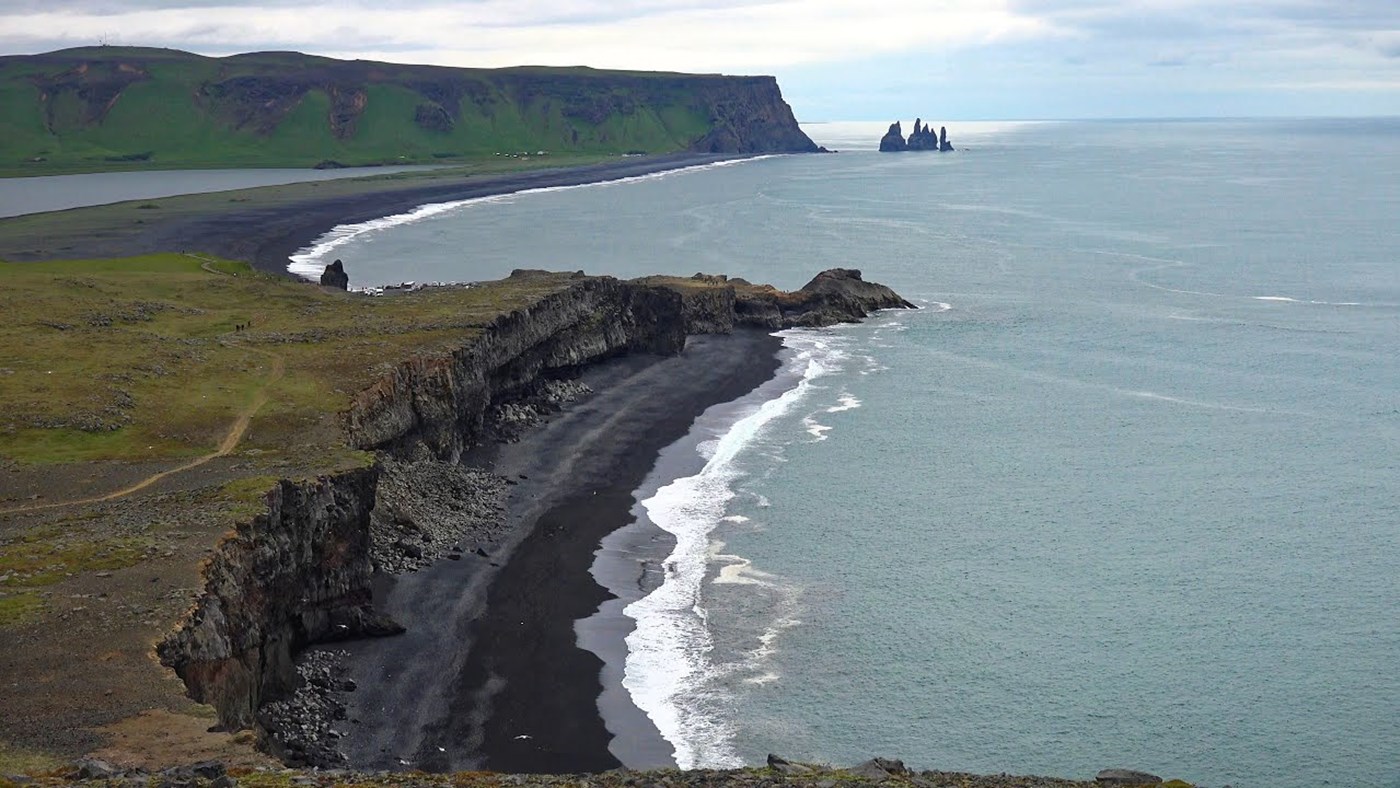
[0,254,578,466]
[0,49,741,174]
[0,740,64,775]
[0,592,45,628]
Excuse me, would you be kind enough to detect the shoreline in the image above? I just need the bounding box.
[0,153,750,271]
[335,330,784,773]
[252,153,752,278]
[580,355,805,768]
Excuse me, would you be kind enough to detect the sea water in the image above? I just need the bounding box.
[295,119,1400,787]
[0,164,441,218]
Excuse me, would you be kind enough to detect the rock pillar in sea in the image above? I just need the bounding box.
[878,121,908,152]
[878,118,953,152]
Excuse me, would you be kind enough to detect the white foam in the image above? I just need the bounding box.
[802,414,832,441]
[827,394,862,413]
[621,330,836,769]
[719,515,750,524]
[286,155,781,280]
[1128,390,1281,415]
[710,543,774,587]
[1253,295,1365,306]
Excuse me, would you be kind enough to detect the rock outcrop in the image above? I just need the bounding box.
[319,259,349,290]
[641,269,917,333]
[156,468,396,730]
[342,271,686,461]
[687,76,826,153]
[878,121,907,152]
[878,118,954,152]
[907,119,938,150]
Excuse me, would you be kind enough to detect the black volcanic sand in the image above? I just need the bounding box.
[0,153,741,271]
[335,330,784,774]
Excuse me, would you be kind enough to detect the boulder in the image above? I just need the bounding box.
[847,757,908,781]
[73,759,122,780]
[1096,768,1163,785]
[878,121,908,152]
[320,259,349,290]
[767,754,815,775]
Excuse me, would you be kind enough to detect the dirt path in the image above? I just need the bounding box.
[0,343,286,515]
[185,252,233,277]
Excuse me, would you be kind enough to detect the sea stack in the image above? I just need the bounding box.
[878,118,953,152]
[878,121,908,152]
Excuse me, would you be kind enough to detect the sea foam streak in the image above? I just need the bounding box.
[622,331,836,769]
[287,156,780,280]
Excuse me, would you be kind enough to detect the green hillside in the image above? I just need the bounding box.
[0,47,819,175]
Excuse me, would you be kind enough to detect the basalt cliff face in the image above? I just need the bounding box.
[157,269,912,738]
[0,47,822,172]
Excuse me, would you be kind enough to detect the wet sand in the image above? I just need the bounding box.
[336,331,783,773]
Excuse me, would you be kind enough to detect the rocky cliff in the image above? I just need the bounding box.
[639,268,917,333]
[0,47,822,172]
[342,272,686,461]
[155,469,391,730]
[158,268,909,738]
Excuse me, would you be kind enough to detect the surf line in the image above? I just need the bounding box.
[619,330,836,769]
[286,156,782,280]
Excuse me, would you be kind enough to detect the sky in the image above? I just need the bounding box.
[1,0,1397,119]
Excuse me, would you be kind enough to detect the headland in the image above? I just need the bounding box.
[0,148,1184,788]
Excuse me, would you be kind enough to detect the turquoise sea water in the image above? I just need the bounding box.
[298,119,1400,787]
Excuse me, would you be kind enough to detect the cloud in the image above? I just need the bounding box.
[2,1,1397,116]
[0,0,1054,71]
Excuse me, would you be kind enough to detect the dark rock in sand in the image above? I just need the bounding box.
[879,120,908,152]
[320,259,349,290]
[1096,768,1163,785]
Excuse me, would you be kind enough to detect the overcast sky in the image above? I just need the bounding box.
[2,0,1397,119]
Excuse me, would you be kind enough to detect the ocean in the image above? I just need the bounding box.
[293,119,1400,788]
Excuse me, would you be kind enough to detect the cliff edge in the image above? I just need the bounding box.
[0,47,822,173]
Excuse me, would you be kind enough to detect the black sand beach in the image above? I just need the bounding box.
[336,331,784,773]
[1,153,782,774]
[0,153,743,271]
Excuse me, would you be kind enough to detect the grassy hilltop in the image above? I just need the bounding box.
[0,47,818,175]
